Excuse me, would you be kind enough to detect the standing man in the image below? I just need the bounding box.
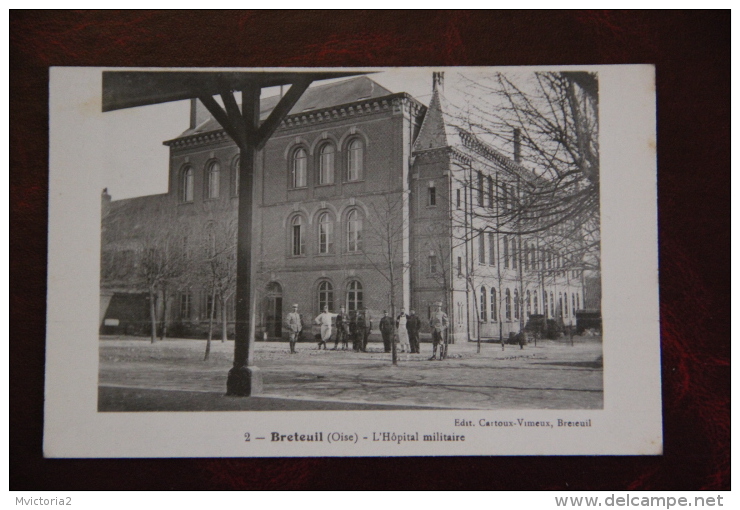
[333,306,349,350]
[396,307,410,353]
[285,303,302,354]
[407,309,422,354]
[379,310,394,353]
[359,308,372,352]
[429,302,449,360]
[314,305,336,350]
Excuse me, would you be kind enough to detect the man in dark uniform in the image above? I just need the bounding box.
[349,311,361,352]
[358,309,372,352]
[407,309,422,354]
[379,310,394,353]
[429,302,449,360]
[333,306,349,350]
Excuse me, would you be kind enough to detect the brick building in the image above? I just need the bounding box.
[100,74,589,341]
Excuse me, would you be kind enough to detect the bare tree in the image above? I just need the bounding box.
[196,215,238,361]
[448,71,600,273]
[361,192,410,366]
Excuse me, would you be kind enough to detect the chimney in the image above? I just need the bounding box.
[513,128,521,163]
[189,98,210,130]
[101,188,111,216]
[432,71,445,92]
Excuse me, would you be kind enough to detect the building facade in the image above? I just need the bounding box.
[100,75,590,341]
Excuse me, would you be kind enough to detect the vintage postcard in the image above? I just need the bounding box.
[44,65,660,457]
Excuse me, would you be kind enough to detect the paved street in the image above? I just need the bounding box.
[98,336,603,411]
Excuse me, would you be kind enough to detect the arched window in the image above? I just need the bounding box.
[505,289,512,320]
[514,289,520,320]
[480,286,487,322]
[490,288,497,322]
[318,280,334,313]
[550,291,555,317]
[347,139,363,181]
[488,232,495,266]
[526,290,531,317]
[543,291,548,318]
[318,212,333,254]
[318,143,335,185]
[231,156,240,196]
[181,167,193,203]
[291,216,305,256]
[292,148,307,188]
[206,161,220,199]
[347,209,362,252]
[346,280,363,311]
[559,292,564,318]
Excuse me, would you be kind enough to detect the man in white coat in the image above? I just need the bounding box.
[314,305,337,350]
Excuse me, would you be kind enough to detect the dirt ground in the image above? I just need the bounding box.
[98,335,603,411]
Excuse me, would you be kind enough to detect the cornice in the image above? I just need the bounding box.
[164,93,427,150]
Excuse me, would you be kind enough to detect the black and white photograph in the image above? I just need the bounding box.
[45,66,660,457]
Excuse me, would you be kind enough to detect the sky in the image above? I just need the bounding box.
[101,69,438,200]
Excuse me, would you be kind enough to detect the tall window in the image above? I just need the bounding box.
[318,212,333,254]
[291,216,304,256]
[488,232,495,266]
[559,293,564,318]
[488,176,494,209]
[572,293,576,312]
[514,289,520,320]
[457,256,462,277]
[501,183,508,209]
[490,288,497,322]
[318,281,334,313]
[179,292,191,320]
[181,167,194,202]
[503,237,509,269]
[478,230,485,264]
[318,143,335,185]
[477,171,484,206]
[564,292,569,317]
[534,292,539,314]
[480,286,487,322]
[543,291,548,318]
[456,188,461,209]
[576,293,580,310]
[206,161,220,199]
[526,290,531,317]
[346,280,363,311]
[292,148,307,188]
[512,237,518,269]
[231,156,240,196]
[550,291,555,317]
[429,254,438,274]
[428,185,436,206]
[524,244,529,270]
[505,289,512,320]
[347,210,362,252]
[347,139,363,181]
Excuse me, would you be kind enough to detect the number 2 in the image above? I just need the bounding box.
[244,432,251,442]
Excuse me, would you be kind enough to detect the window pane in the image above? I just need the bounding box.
[319,144,334,185]
[293,148,307,188]
[208,162,220,199]
[348,140,362,181]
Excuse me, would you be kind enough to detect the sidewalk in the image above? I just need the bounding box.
[98,336,603,411]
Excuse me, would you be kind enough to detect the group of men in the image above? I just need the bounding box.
[284,303,449,360]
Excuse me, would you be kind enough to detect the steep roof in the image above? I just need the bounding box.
[412,84,461,151]
[177,76,394,138]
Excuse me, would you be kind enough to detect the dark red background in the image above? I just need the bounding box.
[10,11,730,490]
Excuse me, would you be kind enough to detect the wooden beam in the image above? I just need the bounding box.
[197,94,246,149]
[220,89,248,145]
[254,76,314,150]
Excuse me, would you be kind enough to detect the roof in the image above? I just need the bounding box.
[176,76,394,138]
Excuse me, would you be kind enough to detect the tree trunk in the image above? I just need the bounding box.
[149,287,157,344]
[204,286,216,361]
[160,286,168,340]
[221,295,228,343]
